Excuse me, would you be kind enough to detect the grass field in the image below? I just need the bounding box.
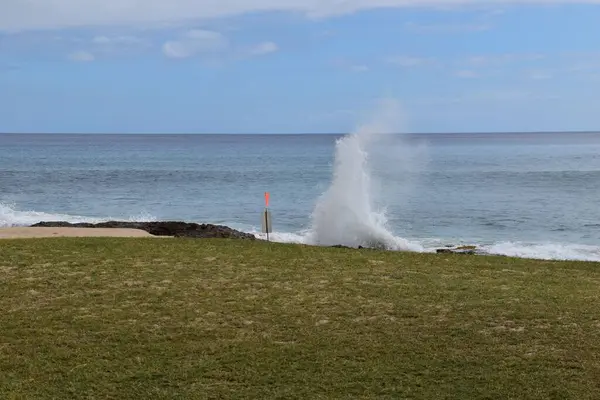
[1,238,600,399]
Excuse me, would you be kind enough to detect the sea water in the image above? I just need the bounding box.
[2,130,600,261]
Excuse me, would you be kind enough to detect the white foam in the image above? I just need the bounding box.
[125,211,158,223]
[0,202,156,228]
[254,230,311,244]
[254,230,600,262]
[482,242,600,262]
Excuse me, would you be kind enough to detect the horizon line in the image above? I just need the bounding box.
[1,130,600,136]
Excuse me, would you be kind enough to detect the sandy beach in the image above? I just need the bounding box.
[0,227,159,239]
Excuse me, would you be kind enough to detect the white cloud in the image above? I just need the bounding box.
[247,41,278,56]
[387,56,434,67]
[92,35,147,46]
[404,21,491,34]
[92,35,111,44]
[385,52,577,79]
[456,70,478,78]
[529,70,552,80]
[2,32,151,60]
[330,58,370,72]
[414,89,560,107]
[351,65,369,72]
[385,52,550,73]
[68,50,95,62]
[89,34,151,57]
[3,1,600,32]
[471,89,560,102]
[451,52,600,80]
[162,29,228,58]
[564,53,600,72]
[161,30,274,60]
[464,53,545,67]
[61,34,152,60]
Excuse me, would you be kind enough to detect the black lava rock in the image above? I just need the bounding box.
[30,221,256,240]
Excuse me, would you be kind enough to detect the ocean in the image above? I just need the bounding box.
[1,131,600,261]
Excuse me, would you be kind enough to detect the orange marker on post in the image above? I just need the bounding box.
[261,192,272,241]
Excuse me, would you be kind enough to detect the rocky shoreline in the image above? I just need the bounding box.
[29,221,482,255]
[436,245,479,255]
[331,243,482,255]
[30,221,256,240]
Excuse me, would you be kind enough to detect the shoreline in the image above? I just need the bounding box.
[1,220,255,240]
[1,221,598,263]
[0,227,161,239]
[0,226,477,254]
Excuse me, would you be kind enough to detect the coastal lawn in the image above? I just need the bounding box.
[1,239,600,399]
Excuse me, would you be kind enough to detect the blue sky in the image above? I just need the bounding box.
[1,1,599,134]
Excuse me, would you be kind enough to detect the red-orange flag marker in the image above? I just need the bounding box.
[264,192,270,208]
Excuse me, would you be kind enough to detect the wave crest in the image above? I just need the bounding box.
[0,202,156,228]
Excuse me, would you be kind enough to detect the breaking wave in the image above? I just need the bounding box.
[0,202,156,228]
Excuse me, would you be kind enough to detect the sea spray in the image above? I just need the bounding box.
[308,99,423,251]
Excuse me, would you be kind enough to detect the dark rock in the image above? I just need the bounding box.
[329,244,377,251]
[436,246,477,255]
[331,244,353,249]
[436,248,454,254]
[455,245,477,250]
[30,221,256,240]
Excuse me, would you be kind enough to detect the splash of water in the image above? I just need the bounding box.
[308,99,423,251]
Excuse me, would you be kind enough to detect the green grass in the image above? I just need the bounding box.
[1,238,600,399]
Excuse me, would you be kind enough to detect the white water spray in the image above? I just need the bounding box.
[308,99,423,251]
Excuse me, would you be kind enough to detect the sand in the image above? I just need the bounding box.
[0,227,161,239]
